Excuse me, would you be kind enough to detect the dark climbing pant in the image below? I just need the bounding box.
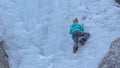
[72,30,90,46]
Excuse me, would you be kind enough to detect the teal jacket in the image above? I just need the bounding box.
[69,22,84,34]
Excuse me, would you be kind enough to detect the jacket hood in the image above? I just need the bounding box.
[71,23,79,27]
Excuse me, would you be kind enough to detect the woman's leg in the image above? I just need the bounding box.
[72,31,79,53]
[78,32,90,45]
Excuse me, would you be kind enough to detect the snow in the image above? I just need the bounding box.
[0,0,120,68]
